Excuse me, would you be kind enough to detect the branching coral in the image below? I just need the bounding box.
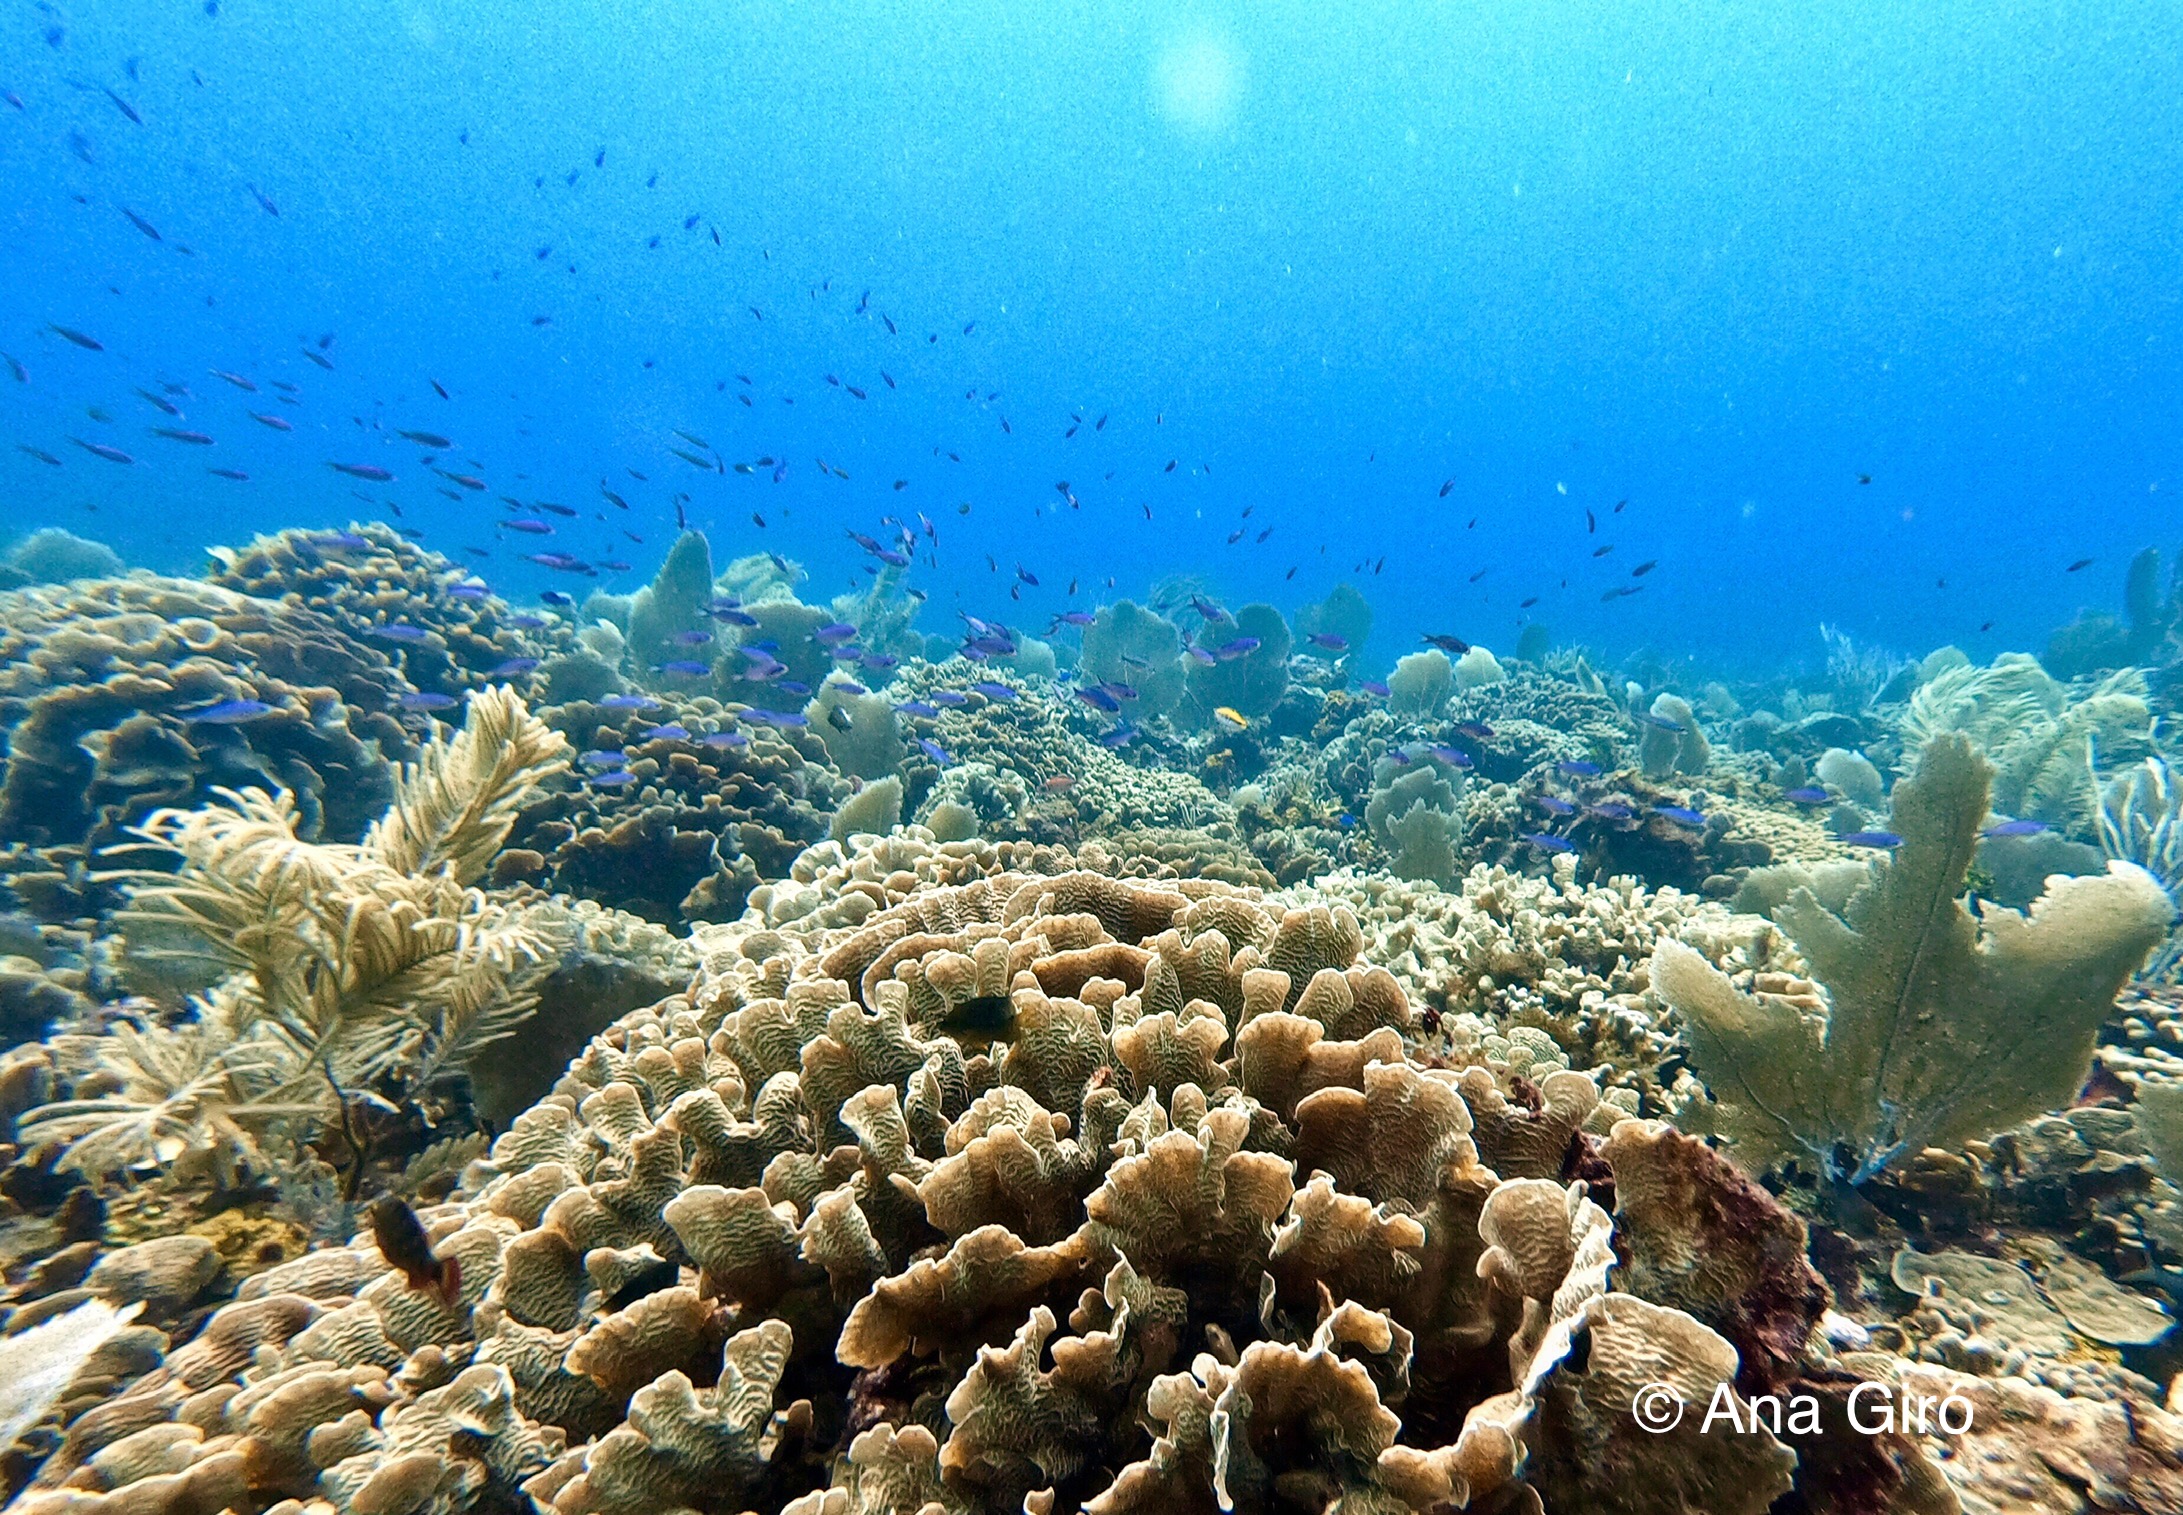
[19,688,568,1180]
[1659,733,2172,1183]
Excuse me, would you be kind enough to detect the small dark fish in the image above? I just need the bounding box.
[17,445,61,466]
[1076,687,1121,713]
[934,993,1017,1045]
[369,1197,461,1311]
[184,699,277,724]
[330,462,394,481]
[1421,633,1470,655]
[247,183,280,217]
[2,353,24,383]
[1454,722,1494,741]
[135,387,182,416]
[1360,681,1391,698]
[121,207,161,241]
[1981,819,2048,838]
[150,426,214,445]
[49,324,103,351]
[1838,830,1904,849]
[501,519,553,535]
[1637,713,1684,733]
[600,694,661,711]
[102,86,142,125]
[302,349,334,371]
[2066,558,2093,573]
[1521,833,1577,854]
[1439,479,1453,497]
[206,466,249,480]
[399,429,453,448]
[71,437,133,464]
[306,532,370,550]
[1592,544,1614,558]
[1520,597,1540,608]
[210,368,257,391]
[1783,787,1831,805]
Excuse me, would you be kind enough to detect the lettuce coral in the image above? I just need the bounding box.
[1657,733,2173,1183]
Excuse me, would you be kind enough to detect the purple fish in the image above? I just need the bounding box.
[1077,687,1121,713]
[1839,830,1903,849]
[1098,725,1139,748]
[971,681,1019,701]
[815,622,859,644]
[1360,681,1390,698]
[1783,787,1831,805]
[860,653,899,671]
[1454,722,1494,741]
[918,738,951,764]
[1557,760,1603,778]
[1654,805,1707,826]
[1426,746,1473,769]
[1521,833,1576,854]
[1213,637,1262,662]
[670,629,714,646]
[712,607,760,627]
[896,700,938,717]
[372,624,431,643]
[580,750,627,768]
[1534,796,1577,817]
[1306,633,1349,652]
[641,723,691,741]
[931,690,969,707]
[1587,802,1636,821]
[184,699,277,724]
[589,770,641,787]
[600,694,661,711]
[487,658,541,677]
[400,692,461,711]
[1980,819,2047,838]
[778,681,811,695]
[704,731,750,750]
[655,660,710,676]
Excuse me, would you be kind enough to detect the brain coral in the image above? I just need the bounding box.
[3,853,1940,1515]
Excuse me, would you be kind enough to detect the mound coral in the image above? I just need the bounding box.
[206,524,577,696]
[1658,733,2172,1183]
[0,575,417,919]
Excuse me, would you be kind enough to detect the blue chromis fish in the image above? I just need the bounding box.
[1980,819,2047,838]
[1521,833,1577,854]
[1783,786,1830,805]
[1557,760,1603,778]
[1839,830,1904,849]
[399,692,460,711]
[1654,805,1707,826]
[184,698,277,724]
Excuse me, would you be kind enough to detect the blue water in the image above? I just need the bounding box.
[2,0,2178,672]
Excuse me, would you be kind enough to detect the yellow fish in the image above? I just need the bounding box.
[1213,706,1249,732]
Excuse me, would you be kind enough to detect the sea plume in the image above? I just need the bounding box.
[20,688,568,1179]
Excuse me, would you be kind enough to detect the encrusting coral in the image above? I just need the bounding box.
[1657,732,2173,1184]
[16,686,569,1183]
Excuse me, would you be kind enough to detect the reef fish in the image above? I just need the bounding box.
[368,1196,461,1310]
[184,699,277,724]
[1838,830,1903,849]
